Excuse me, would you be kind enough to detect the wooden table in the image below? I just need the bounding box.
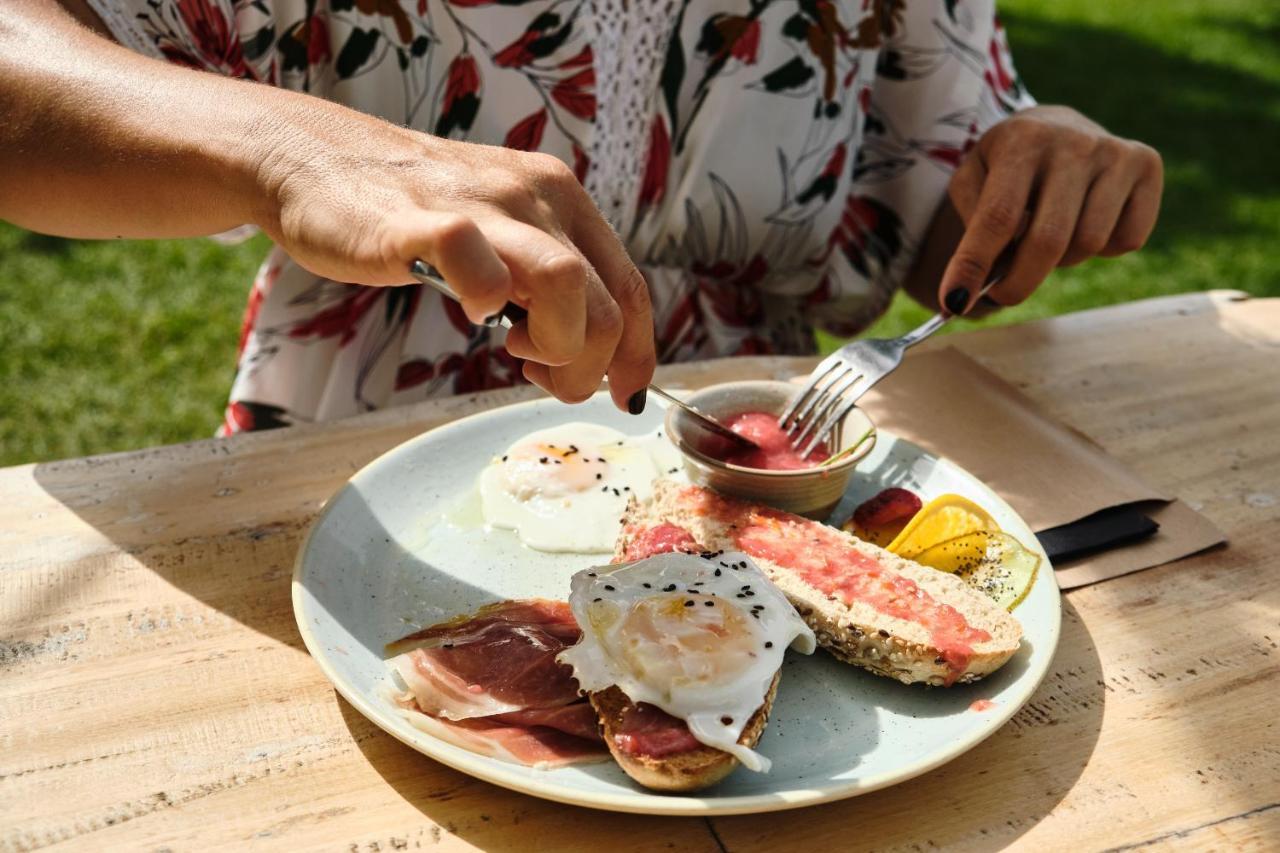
[3,291,1277,852]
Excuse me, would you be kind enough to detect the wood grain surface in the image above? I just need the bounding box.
[2,291,1277,852]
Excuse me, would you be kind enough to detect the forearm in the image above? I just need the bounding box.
[0,1,291,239]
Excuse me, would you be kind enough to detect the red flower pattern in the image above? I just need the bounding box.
[171,0,256,79]
[551,68,596,120]
[504,109,549,151]
[123,0,1032,433]
[307,15,331,66]
[636,116,671,215]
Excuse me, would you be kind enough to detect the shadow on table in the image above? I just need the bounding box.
[336,696,720,852]
[711,597,1106,851]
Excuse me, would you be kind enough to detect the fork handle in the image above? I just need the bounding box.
[899,277,1001,349]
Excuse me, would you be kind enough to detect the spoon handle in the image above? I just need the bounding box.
[646,385,758,451]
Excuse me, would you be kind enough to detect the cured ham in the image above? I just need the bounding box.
[387,599,608,767]
[387,599,583,720]
[611,703,702,758]
[398,710,607,769]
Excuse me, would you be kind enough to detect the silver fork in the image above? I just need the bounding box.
[779,280,999,458]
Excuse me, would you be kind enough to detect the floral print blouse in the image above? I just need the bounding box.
[85,0,1033,433]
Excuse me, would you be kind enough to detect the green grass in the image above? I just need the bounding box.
[2,0,1278,466]
[853,0,1280,342]
[0,228,271,464]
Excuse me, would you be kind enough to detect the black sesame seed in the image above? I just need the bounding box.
[596,473,603,480]
[539,457,548,464]
[603,585,616,591]
[693,581,705,586]
[593,597,602,603]
[704,600,714,607]
[684,600,695,607]
[736,593,745,598]
[501,455,508,462]
[765,641,774,648]
[587,572,597,577]
[612,488,620,496]
[553,459,561,464]
[714,568,722,576]
[745,591,755,597]
[443,643,453,649]
[642,583,651,588]
[720,716,734,725]
[663,584,677,592]
[623,486,630,491]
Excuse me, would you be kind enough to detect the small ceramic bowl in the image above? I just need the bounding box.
[664,380,876,519]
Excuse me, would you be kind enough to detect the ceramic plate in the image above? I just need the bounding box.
[293,393,1060,815]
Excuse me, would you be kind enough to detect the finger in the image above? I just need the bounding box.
[542,275,624,404]
[947,150,987,224]
[478,216,587,367]
[986,158,1089,306]
[522,360,554,397]
[1059,164,1134,267]
[938,152,1036,313]
[1102,166,1162,257]
[394,210,512,318]
[570,215,656,413]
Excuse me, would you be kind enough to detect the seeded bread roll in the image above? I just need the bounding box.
[591,674,779,793]
[615,481,1022,686]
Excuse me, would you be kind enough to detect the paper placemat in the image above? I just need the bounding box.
[853,348,1225,589]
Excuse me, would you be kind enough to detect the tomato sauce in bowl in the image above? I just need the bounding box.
[722,412,830,470]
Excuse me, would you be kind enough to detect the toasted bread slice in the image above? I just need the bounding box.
[616,481,1022,686]
[591,673,779,793]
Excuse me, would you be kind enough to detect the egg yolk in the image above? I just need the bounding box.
[589,595,757,694]
[500,441,619,499]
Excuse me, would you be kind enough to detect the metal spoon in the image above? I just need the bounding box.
[644,385,759,453]
[408,261,761,453]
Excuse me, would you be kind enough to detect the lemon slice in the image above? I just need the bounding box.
[913,531,1040,610]
[885,494,999,559]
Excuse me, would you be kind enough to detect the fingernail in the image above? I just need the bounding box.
[944,287,971,316]
[627,388,647,415]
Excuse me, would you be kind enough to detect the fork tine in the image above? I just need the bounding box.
[801,377,875,458]
[801,393,860,458]
[778,357,840,426]
[785,365,853,437]
[792,371,862,448]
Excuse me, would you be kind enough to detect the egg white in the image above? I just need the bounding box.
[559,552,815,772]
[478,423,686,553]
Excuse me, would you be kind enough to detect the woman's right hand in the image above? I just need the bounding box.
[253,99,655,414]
[5,2,654,413]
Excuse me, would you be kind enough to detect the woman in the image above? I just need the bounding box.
[0,1,1161,428]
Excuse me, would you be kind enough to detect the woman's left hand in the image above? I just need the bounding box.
[939,105,1163,314]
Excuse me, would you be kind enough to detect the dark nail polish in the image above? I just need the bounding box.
[627,388,647,415]
[944,287,971,316]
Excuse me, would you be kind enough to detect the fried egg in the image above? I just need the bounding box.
[558,551,816,771]
[479,423,683,553]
